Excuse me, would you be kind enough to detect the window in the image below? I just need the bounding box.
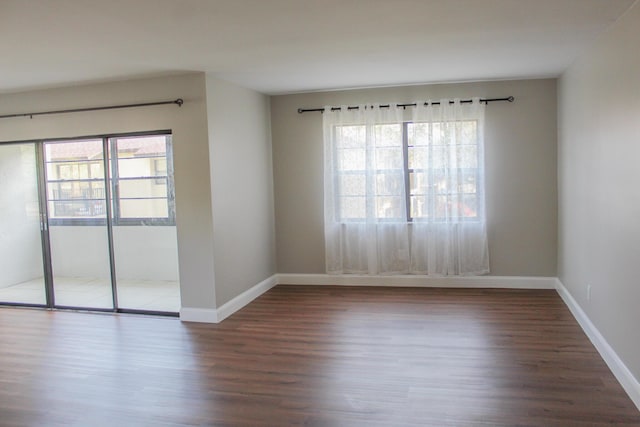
[407,120,479,221]
[45,133,175,225]
[112,135,174,222]
[45,139,107,221]
[335,123,404,221]
[335,120,480,222]
[323,100,488,276]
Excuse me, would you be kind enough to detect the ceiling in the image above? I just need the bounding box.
[0,0,635,95]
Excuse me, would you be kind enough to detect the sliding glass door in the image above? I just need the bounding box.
[44,139,114,309]
[0,143,47,305]
[109,134,180,313]
[0,131,180,314]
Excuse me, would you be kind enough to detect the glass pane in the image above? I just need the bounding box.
[0,144,46,305]
[45,140,113,309]
[112,135,172,222]
[116,135,167,155]
[376,172,404,196]
[432,173,449,194]
[119,179,167,199]
[410,172,430,195]
[45,140,106,221]
[449,195,462,218]
[340,196,365,220]
[45,139,103,162]
[410,195,429,219]
[432,122,444,145]
[48,200,106,219]
[375,147,403,169]
[435,195,449,218]
[114,135,167,178]
[47,180,105,201]
[118,145,167,182]
[460,121,477,144]
[374,124,401,147]
[376,196,404,219]
[408,146,429,169]
[432,146,449,169]
[336,125,365,148]
[462,195,478,218]
[432,195,470,219]
[47,162,99,180]
[408,122,430,146]
[460,173,477,194]
[458,145,478,168]
[112,135,180,313]
[337,148,365,171]
[153,158,167,177]
[49,225,113,309]
[119,199,169,219]
[113,225,180,312]
[339,174,365,196]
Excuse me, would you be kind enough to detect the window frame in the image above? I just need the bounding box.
[44,130,176,227]
[334,120,482,224]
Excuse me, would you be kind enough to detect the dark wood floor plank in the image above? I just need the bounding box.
[0,286,638,426]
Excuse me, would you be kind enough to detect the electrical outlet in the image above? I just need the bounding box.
[587,284,592,302]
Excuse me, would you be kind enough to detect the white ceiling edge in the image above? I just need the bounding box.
[0,70,562,99]
[251,73,563,97]
[0,70,199,97]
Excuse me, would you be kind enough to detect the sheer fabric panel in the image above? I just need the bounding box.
[323,99,489,276]
[323,104,409,274]
[409,100,489,275]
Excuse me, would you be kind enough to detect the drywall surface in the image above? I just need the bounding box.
[271,79,558,276]
[0,73,216,310]
[558,2,640,380]
[205,75,277,306]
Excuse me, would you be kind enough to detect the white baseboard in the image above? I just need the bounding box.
[555,278,640,411]
[276,273,557,289]
[215,274,278,322]
[179,306,220,323]
[180,274,278,323]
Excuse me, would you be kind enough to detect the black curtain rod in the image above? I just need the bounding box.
[297,96,514,113]
[0,98,184,120]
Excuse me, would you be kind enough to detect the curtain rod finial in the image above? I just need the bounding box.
[175,99,184,107]
[508,96,515,102]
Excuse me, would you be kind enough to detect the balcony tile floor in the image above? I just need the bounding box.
[0,277,180,313]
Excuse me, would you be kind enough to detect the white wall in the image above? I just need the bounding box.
[0,73,216,310]
[205,75,277,306]
[271,79,558,276]
[0,144,43,288]
[558,2,640,380]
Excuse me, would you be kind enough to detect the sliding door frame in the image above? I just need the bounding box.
[36,142,55,308]
[102,137,120,311]
[0,141,49,309]
[0,131,178,316]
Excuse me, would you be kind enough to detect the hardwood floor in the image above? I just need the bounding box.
[0,286,638,426]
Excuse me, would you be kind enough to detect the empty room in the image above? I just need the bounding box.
[0,0,639,425]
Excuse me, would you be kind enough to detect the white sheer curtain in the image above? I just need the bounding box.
[323,99,489,276]
[323,104,409,274]
[409,99,489,275]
